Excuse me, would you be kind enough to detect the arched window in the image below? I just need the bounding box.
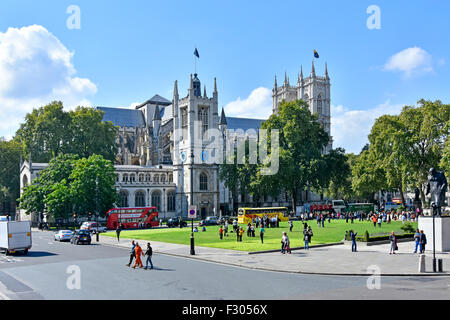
[22,175,29,187]
[138,174,144,182]
[167,191,176,212]
[130,174,136,183]
[135,191,146,207]
[122,174,128,183]
[317,94,323,115]
[168,174,173,183]
[119,191,129,208]
[151,191,161,210]
[153,174,159,183]
[200,173,208,191]
[145,174,151,182]
[198,106,209,135]
[161,174,166,183]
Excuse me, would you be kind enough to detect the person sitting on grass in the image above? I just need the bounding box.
[202,226,206,232]
[193,226,199,232]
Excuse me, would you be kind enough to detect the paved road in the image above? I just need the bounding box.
[0,231,449,300]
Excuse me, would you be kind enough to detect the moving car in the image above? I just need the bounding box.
[54,230,73,242]
[199,216,219,226]
[71,229,91,245]
[166,218,187,228]
[80,222,107,234]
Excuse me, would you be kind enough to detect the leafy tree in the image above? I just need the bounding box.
[69,155,118,218]
[259,99,329,210]
[0,138,22,212]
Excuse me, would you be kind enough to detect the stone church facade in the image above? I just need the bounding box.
[19,64,333,222]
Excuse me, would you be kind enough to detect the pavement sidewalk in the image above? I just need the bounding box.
[100,235,450,276]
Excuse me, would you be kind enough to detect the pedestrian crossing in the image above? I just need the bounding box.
[0,255,23,264]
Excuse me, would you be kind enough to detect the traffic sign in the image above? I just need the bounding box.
[188,205,197,219]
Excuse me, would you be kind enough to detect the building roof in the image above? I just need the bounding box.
[225,117,265,132]
[135,95,172,109]
[97,107,146,128]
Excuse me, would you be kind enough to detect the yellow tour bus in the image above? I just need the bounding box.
[238,207,289,224]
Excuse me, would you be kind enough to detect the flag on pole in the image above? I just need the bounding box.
[314,50,319,58]
[194,48,200,58]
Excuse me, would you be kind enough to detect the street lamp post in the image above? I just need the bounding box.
[432,203,437,272]
[96,176,99,242]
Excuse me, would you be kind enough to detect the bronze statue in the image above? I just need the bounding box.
[426,168,448,216]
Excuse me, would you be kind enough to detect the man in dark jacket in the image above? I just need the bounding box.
[126,240,136,267]
[419,230,427,254]
[144,242,154,270]
[350,230,358,252]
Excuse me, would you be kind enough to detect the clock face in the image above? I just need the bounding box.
[180,151,187,163]
[201,150,209,162]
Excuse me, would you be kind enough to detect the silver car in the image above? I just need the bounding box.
[54,230,74,242]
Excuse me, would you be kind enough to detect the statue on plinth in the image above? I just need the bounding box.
[426,168,448,216]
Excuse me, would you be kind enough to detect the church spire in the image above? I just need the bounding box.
[325,62,329,80]
[284,71,289,86]
[311,60,316,77]
[219,107,227,126]
[274,75,278,90]
[203,85,207,98]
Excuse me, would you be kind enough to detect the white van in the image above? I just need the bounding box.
[0,221,32,255]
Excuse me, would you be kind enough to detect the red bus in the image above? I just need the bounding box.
[106,207,159,230]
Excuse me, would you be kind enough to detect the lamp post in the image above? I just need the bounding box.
[432,203,437,272]
[95,176,99,242]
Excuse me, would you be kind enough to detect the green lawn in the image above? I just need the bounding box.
[104,220,417,252]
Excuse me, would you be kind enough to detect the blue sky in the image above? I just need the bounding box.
[0,0,449,153]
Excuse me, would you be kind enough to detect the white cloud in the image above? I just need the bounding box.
[224,87,272,119]
[384,47,433,77]
[0,25,97,138]
[331,100,404,154]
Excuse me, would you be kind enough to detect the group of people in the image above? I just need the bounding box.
[126,240,154,270]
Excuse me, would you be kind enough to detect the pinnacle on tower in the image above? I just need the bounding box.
[311,60,316,77]
[173,80,179,98]
[274,75,278,90]
[203,85,207,98]
[219,108,227,126]
[189,74,193,90]
[213,77,217,93]
[325,62,329,79]
[284,71,289,86]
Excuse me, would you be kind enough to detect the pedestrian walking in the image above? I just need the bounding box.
[377,216,382,228]
[126,240,136,267]
[413,229,420,253]
[372,215,377,227]
[251,224,255,237]
[350,230,358,252]
[289,220,293,232]
[389,232,397,254]
[303,228,310,250]
[419,230,427,254]
[260,226,265,244]
[116,224,122,242]
[345,214,349,223]
[316,214,321,228]
[224,221,229,237]
[281,232,291,254]
[350,213,354,224]
[144,242,153,270]
[219,226,223,240]
[132,242,144,268]
[321,215,325,228]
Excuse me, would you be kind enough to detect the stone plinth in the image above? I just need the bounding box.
[418,216,450,252]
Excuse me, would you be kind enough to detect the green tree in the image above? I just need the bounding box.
[260,99,329,210]
[0,138,22,213]
[69,155,118,218]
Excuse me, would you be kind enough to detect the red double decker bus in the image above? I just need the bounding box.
[106,207,159,230]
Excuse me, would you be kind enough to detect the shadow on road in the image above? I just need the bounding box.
[26,251,58,258]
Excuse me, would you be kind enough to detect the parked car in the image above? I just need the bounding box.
[80,222,107,234]
[166,218,187,228]
[71,230,91,245]
[54,230,74,242]
[218,216,234,224]
[199,216,219,226]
